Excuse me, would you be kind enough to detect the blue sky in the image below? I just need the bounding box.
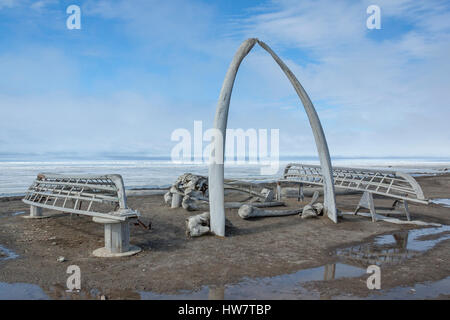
[0,0,449,159]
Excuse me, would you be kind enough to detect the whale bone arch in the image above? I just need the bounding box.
[208,38,337,236]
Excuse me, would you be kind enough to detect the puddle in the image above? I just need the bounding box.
[140,263,366,300]
[1,260,448,299]
[365,276,450,300]
[0,225,448,299]
[0,211,26,218]
[336,225,450,266]
[45,284,107,300]
[140,255,450,300]
[1,263,364,300]
[0,245,19,261]
[0,282,49,300]
[431,198,450,208]
[0,282,106,300]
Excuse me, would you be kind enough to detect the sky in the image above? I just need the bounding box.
[0,0,449,160]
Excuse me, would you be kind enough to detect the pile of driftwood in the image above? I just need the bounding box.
[164,173,282,211]
[164,174,324,237]
[164,173,209,210]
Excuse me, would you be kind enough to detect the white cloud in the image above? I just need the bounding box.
[0,0,17,9]
[83,0,217,53]
[239,0,366,51]
[0,90,211,155]
[0,0,59,11]
[228,0,450,157]
[0,47,79,95]
[30,0,58,11]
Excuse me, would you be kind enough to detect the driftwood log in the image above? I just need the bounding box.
[238,205,302,219]
[238,191,323,220]
[185,212,233,237]
[186,212,210,237]
[300,191,323,219]
[224,186,274,202]
[182,196,285,212]
[182,196,209,211]
[301,202,324,219]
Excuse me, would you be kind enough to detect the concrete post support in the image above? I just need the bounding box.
[22,205,50,219]
[31,205,42,217]
[354,191,377,222]
[105,221,130,253]
[92,217,141,257]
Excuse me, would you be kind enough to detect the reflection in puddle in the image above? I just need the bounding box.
[1,260,449,299]
[2,264,449,300]
[0,282,49,300]
[45,284,108,300]
[431,198,450,208]
[0,245,19,261]
[0,282,107,300]
[140,263,366,300]
[337,225,450,266]
[366,276,450,300]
